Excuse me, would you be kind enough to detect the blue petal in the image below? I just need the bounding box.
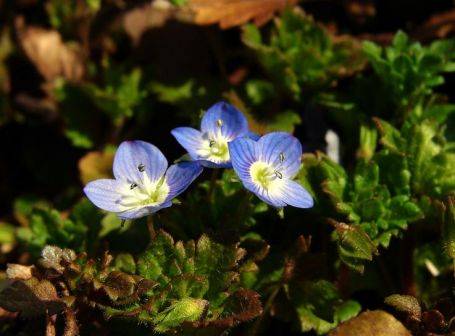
[228,137,258,183]
[165,161,203,201]
[84,179,127,212]
[171,127,205,161]
[200,102,248,140]
[279,180,314,208]
[254,184,287,207]
[196,159,232,169]
[117,202,172,219]
[257,132,302,178]
[113,140,168,184]
[246,131,261,141]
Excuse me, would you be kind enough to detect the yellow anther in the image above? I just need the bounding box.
[216,119,223,127]
[279,152,285,162]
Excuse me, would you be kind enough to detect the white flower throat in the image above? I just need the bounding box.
[197,118,230,163]
[250,152,285,190]
[119,163,169,208]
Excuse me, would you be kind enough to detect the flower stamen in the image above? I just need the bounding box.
[216,119,223,127]
[274,170,283,179]
[138,163,146,172]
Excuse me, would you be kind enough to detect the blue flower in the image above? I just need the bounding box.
[171,102,249,168]
[228,132,314,208]
[84,140,203,219]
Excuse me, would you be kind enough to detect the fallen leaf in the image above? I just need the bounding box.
[121,1,177,44]
[412,9,455,41]
[6,264,36,280]
[0,277,65,318]
[188,0,298,29]
[78,150,114,184]
[16,17,84,82]
[329,310,412,336]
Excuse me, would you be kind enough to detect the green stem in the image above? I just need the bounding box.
[250,284,281,335]
[147,215,156,240]
[207,169,220,203]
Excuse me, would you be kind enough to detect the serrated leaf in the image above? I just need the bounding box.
[385,294,421,321]
[373,118,405,153]
[195,234,246,303]
[331,221,378,273]
[288,280,361,334]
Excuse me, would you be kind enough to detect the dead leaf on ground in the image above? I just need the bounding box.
[329,310,412,336]
[6,263,37,280]
[0,307,17,320]
[15,17,84,83]
[0,277,65,318]
[79,150,114,184]
[413,9,455,41]
[188,0,298,29]
[121,1,178,44]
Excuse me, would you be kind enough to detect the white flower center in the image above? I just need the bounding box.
[250,161,283,190]
[197,136,230,163]
[119,173,170,209]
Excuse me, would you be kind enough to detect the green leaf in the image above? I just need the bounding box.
[442,197,455,268]
[243,9,364,96]
[385,294,421,321]
[242,24,264,50]
[288,280,361,334]
[150,80,196,104]
[331,221,378,273]
[373,118,405,153]
[65,129,93,149]
[169,0,187,4]
[153,298,208,332]
[267,110,301,133]
[0,222,15,244]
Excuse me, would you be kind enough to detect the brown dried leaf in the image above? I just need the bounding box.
[40,245,77,273]
[0,278,65,318]
[187,288,263,328]
[122,1,177,44]
[16,18,84,82]
[78,150,114,184]
[413,9,455,41]
[188,0,298,29]
[329,310,412,336]
[102,271,136,301]
[0,307,17,320]
[6,264,36,280]
[63,307,79,336]
[422,309,447,333]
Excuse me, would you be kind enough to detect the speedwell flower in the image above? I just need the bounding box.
[84,140,203,219]
[228,132,314,208]
[171,101,248,168]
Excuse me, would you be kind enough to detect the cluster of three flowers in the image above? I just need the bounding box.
[84,102,314,219]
